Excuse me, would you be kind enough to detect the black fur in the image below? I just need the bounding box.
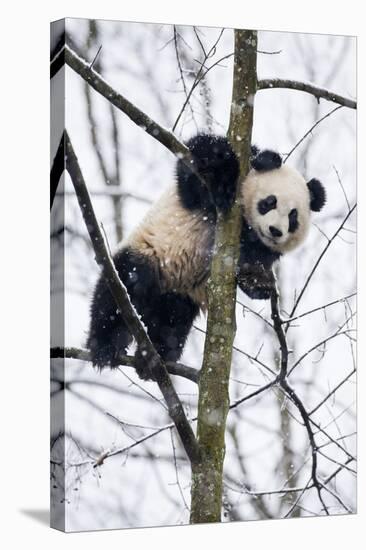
[269,225,282,238]
[239,220,281,269]
[257,194,277,215]
[307,178,326,212]
[250,144,260,159]
[87,248,199,378]
[251,149,282,172]
[177,134,239,213]
[288,208,299,233]
[237,220,281,299]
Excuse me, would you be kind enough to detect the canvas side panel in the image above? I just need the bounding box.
[50,18,66,533]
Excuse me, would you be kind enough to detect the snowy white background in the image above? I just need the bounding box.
[50,19,356,531]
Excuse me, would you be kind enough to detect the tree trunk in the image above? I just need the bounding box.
[190,29,257,524]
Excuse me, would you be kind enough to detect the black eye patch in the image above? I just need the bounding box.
[257,195,277,215]
[288,208,299,233]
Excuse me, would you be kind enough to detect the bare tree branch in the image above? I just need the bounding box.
[258,78,357,109]
[64,45,192,163]
[51,346,199,384]
[270,283,330,515]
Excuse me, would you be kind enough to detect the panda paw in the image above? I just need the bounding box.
[88,345,122,371]
[237,264,276,301]
[242,286,272,300]
[211,182,236,213]
[134,348,157,381]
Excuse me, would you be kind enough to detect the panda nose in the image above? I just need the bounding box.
[269,226,283,238]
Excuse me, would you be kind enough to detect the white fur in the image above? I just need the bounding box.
[241,164,311,253]
[123,186,213,308]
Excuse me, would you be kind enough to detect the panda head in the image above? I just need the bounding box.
[241,149,326,254]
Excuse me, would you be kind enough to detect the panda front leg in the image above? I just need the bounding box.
[176,134,240,214]
[237,263,276,300]
[237,220,280,300]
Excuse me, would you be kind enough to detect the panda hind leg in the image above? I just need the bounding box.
[87,246,150,370]
[87,272,133,369]
[87,247,199,380]
[88,322,132,370]
[135,291,199,381]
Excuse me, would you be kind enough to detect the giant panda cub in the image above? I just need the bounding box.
[87,134,326,379]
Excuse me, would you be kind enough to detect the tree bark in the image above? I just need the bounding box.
[190,29,257,524]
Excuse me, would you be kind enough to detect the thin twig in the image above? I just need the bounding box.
[170,430,190,511]
[284,105,343,163]
[237,299,273,329]
[173,26,197,130]
[323,457,355,486]
[281,293,356,325]
[333,165,351,212]
[172,29,226,131]
[289,313,355,375]
[90,44,102,69]
[309,369,356,416]
[193,325,276,376]
[229,379,277,410]
[257,49,282,55]
[279,381,329,515]
[286,204,356,326]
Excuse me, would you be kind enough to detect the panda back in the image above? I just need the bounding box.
[121,186,215,308]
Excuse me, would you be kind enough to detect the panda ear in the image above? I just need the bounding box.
[251,148,282,172]
[307,178,326,212]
